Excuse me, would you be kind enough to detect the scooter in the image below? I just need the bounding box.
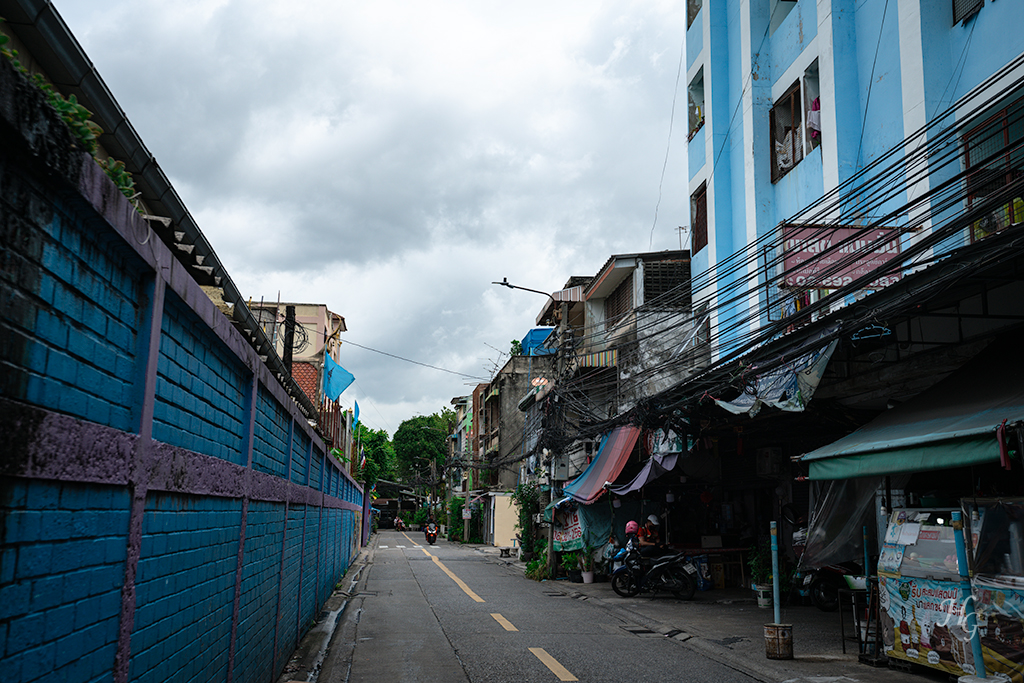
[802,561,862,612]
[424,522,438,545]
[611,538,697,600]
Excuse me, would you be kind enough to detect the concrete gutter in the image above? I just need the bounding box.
[275,542,375,683]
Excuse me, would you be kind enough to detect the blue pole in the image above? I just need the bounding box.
[863,525,870,577]
[952,511,986,678]
[771,521,781,625]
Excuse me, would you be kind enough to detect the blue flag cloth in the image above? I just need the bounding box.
[323,354,354,401]
[354,401,360,426]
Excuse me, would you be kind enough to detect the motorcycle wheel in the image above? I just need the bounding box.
[612,572,641,598]
[665,567,697,601]
[810,578,839,612]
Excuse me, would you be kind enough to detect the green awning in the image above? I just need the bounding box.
[800,334,1024,479]
[806,435,999,479]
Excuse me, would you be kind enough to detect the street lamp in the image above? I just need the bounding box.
[492,277,556,301]
[491,277,564,573]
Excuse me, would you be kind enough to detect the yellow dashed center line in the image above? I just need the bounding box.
[429,555,484,602]
[490,613,518,631]
[397,532,485,603]
[529,648,578,681]
[390,534,577,679]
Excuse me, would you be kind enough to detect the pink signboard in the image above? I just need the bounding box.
[782,225,902,289]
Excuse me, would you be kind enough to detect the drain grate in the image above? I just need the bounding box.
[622,626,662,638]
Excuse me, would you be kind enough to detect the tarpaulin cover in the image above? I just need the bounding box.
[542,496,572,523]
[716,339,838,417]
[562,425,641,504]
[577,501,614,550]
[800,334,1024,480]
[798,476,906,569]
[608,453,679,495]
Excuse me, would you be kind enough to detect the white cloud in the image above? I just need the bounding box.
[54,0,689,434]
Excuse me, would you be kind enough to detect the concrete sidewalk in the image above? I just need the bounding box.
[470,545,946,683]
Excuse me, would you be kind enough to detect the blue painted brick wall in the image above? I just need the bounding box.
[0,165,142,433]
[290,430,311,485]
[129,494,241,683]
[300,509,318,630]
[3,88,364,683]
[309,453,322,494]
[153,291,248,465]
[0,478,129,683]
[252,387,289,478]
[275,505,304,667]
[235,501,284,683]
[318,512,332,609]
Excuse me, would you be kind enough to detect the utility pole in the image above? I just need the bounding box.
[546,300,568,576]
[283,305,296,375]
[490,279,562,573]
[430,458,437,515]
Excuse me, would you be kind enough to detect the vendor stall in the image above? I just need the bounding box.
[877,503,1024,681]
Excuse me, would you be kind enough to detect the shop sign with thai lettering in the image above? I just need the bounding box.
[782,225,902,289]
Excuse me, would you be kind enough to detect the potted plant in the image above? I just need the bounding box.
[748,544,773,608]
[579,546,596,584]
[561,551,583,583]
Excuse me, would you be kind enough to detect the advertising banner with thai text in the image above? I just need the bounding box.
[880,576,1024,682]
[553,508,584,552]
[782,225,901,289]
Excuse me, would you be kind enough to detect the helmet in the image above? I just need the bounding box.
[625,520,639,534]
[647,514,660,526]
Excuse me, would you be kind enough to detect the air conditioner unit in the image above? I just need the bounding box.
[556,439,595,480]
[552,452,570,481]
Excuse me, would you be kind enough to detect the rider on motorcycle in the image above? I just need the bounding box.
[638,514,662,557]
[624,520,640,547]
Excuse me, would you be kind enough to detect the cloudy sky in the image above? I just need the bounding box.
[56,0,690,434]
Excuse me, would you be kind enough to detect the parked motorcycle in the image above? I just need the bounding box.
[611,539,697,600]
[802,561,862,612]
[424,522,438,545]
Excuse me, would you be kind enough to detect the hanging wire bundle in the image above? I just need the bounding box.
[545,52,1024,442]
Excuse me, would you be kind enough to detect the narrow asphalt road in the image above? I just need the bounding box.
[319,530,759,682]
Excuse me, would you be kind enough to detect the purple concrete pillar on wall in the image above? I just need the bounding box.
[113,267,166,683]
[227,372,258,683]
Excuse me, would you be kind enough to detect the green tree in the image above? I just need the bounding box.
[438,406,457,433]
[356,424,395,486]
[510,339,523,356]
[393,414,450,482]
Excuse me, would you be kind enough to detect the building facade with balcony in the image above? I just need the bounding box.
[686,0,1024,358]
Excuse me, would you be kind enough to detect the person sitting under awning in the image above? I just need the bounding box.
[638,514,663,557]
